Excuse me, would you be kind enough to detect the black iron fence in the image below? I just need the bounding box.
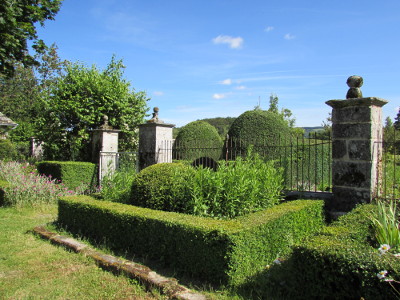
[168,133,332,193]
[377,128,400,201]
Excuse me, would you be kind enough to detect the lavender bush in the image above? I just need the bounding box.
[0,161,85,207]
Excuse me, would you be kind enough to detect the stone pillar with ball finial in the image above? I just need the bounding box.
[326,75,388,216]
[138,107,175,170]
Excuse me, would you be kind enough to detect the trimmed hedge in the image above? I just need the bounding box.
[173,120,223,161]
[130,163,195,212]
[36,161,97,190]
[0,180,9,206]
[259,204,400,299]
[57,196,324,286]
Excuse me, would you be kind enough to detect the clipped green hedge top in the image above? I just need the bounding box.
[60,195,321,234]
[175,120,222,146]
[228,110,291,143]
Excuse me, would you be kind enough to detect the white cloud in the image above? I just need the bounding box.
[284,33,295,40]
[219,78,232,85]
[212,35,243,49]
[265,26,274,32]
[213,93,227,99]
[153,91,164,96]
[235,85,246,90]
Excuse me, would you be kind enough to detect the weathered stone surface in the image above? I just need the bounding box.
[326,97,388,109]
[332,161,371,188]
[332,140,347,159]
[332,123,371,139]
[332,106,371,123]
[327,186,371,212]
[348,140,371,160]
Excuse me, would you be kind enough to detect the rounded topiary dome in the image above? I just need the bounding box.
[227,110,291,158]
[174,121,223,161]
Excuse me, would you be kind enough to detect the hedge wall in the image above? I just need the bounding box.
[37,161,97,190]
[0,180,9,206]
[258,204,400,299]
[57,196,324,286]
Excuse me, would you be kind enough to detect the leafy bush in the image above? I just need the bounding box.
[255,204,400,299]
[190,151,284,219]
[0,161,83,207]
[130,163,195,212]
[0,139,21,161]
[101,166,137,204]
[226,110,291,159]
[173,120,223,161]
[58,195,324,286]
[36,161,97,192]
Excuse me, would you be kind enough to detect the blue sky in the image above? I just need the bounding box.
[36,0,400,127]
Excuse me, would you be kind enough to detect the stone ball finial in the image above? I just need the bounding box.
[147,107,164,123]
[346,75,363,99]
[99,114,113,130]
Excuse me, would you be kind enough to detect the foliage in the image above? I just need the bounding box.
[199,117,237,139]
[0,139,21,161]
[174,120,223,161]
[190,151,284,219]
[101,165,137,204]
[226,109,291,159]
[130,163,195,212]
[268,93,296,128]
[58,195,324,286]
[370,200,400,250]
[0,0,62,77]
[395,108,400,130]
[0,161,83,207]
[255,204,400,300]
[36,161,97,192]
[36,56,149,161]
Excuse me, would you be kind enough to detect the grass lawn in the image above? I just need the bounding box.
[0,204,167,300]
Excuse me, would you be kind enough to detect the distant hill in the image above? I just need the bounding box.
[303,126,324,137]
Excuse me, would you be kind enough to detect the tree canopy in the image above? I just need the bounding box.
[395,108,400,130]
[36,56,149,161]
[0,0,62,77]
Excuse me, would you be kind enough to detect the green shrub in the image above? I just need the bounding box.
[0,139,21,161]
[101,166,137,204]
[174,120,223,161]
[190,151,284,219]
[226,110,291,159]
[58,196,324,286]
[36,161,97,191]
[0,180,9,206]
[256,204,400,299]
[130,163,195,212]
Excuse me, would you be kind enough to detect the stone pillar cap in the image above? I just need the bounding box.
[326,97,388,109]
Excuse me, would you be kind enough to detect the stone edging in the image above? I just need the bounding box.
[32,226,206,300]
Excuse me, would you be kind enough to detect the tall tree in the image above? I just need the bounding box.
[0,0,62,77]
[36,56,149,161]
[395,108,400,130]
[267,93,296,129]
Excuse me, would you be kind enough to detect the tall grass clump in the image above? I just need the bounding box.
[370,199,400,250]
[0,161,84,207]
[189,150,284,219]
[101,165,137,203]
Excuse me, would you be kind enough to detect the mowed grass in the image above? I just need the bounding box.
[0,204,166,300]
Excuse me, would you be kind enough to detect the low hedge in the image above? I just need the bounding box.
[0,180,9,206]
[57,196,324,286]
[259,204,400,299]
[37,161,97,191]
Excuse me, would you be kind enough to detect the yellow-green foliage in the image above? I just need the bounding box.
[57,196,324,286]
[37,161,97,191]
[262,204,400,299]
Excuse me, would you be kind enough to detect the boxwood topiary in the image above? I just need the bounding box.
[130,163,195,212]
[226,110,291,159]
[173,120,223,161]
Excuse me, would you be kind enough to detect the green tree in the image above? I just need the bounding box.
[0,45,67,157]
[395,108,400,130]
[0,0,63,77]
[268,93,296,128]
[36,56,149,161]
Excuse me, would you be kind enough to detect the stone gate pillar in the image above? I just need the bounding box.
[138,107,175,170]
[326,76,388,214]
[92,115,120,183]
